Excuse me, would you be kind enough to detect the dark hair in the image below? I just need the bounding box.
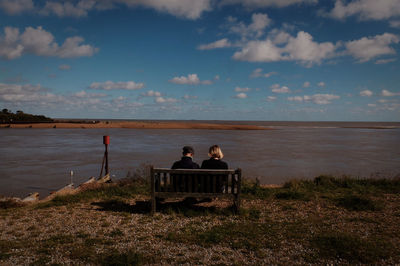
[182,146,194,155]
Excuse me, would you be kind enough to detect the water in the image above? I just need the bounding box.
[1,122,400,198]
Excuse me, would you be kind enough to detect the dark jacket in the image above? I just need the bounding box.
[201,158,228,169]
[171,156,200,169]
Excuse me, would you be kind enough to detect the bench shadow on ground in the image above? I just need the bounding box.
[91,198,234,216]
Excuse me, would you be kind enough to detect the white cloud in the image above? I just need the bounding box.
[228,13,271,39]
[283,31,337,66]
[375,58,397,64]
[169,73,212,85]
[367,103,377,107]
[155,96,178,103]
[288,94,340,104]
[235,87,251,92]
[89,81,144,90]
[183,94,198,100]
[250,68,277,78]
[0,83,65,104]
[0,82,147,113]
[233,31,337,66]
[197,38,231,50]
[118,0,212,20]
[221,0,317,8]
[233,39,282,62]
[170,74,199,85]
[73,90,107,98]
[360,90,373,97]
[0,26,98,60]
[309,94,340,104]
[271,84,291,93]
[327,0,400,21]
[317,82,325,87]
[40,0,96,17]
[288,96,304,102]
[390,20,400,28]
[1,0,211,20]
[58,64,71,70]
[0,0,34,15]
[345,33,399,62]
[303,81,311,88]
[382,89,400,96]
[266,96,277,101]
[234,93,247,99]
[142,90,162,97]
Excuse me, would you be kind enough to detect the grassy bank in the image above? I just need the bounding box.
[1,175,399,265]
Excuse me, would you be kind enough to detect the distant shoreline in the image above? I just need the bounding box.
[0,121,269,130]
[1,120,399,130]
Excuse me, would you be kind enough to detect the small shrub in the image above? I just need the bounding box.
[240,207,261,220]
[241,179,273,199]
[275,189,310,201]
[0,199,24,209]
[166,221,279,250]
[336,194,383,211]
[108,229,124,237]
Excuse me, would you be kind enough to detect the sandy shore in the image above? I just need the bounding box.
[0,121,269,130]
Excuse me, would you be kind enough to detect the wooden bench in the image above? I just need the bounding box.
[150,167,241,214]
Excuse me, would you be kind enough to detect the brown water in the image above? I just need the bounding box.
[1,122,400,198]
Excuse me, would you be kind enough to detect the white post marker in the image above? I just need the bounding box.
[70,170,74,185]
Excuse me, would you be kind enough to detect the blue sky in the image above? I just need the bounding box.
[0,0,400,121]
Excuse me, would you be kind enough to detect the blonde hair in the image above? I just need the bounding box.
[208,145,224,159]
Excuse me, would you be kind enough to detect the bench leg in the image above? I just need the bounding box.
[151,195,156,215]
[233,195,240,214]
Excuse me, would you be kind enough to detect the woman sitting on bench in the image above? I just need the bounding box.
[201,145,228,169]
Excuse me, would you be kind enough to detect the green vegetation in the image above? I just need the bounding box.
[35,178,149,209]
[0,109,53,124]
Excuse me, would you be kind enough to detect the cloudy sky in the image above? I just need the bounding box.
[0,0,400,121]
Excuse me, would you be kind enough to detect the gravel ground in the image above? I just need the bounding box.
[1,192,399,265]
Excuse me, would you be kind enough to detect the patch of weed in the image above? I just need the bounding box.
[166,221,279,251]
[98,249,149,266]
[0,199,24,209]
[108,228,124,237]
[335,194,383,211]
[275,189,310,201]
[311,231,392,263]
[240,207,261,220]
[241,179,274,199]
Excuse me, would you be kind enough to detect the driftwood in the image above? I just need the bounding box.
[150,167,241,214]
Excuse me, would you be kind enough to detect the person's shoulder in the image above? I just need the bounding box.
[220,160,228,169]
[171,160,181,169]
[200,159,210,168]
[192,161,200,169]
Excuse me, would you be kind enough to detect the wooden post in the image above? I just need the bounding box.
[150,166,155,215]
[103,136,110,175]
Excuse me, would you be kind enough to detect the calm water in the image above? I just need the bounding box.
[1,122,400,198]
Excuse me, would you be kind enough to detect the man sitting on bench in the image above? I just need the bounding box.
[171,146,200,169]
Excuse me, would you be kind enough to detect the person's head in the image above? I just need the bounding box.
[208,145,224,159]
[182,146,194,157]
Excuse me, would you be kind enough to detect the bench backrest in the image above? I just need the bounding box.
[150,167,241,195]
